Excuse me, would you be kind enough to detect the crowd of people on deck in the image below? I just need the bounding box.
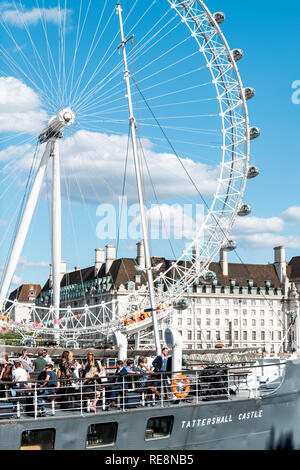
[0,347,178,416]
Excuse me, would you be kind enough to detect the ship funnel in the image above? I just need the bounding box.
[112,331,128,362]
[165,328,183,373]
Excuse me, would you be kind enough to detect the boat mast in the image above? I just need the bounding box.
[116,2,161,355]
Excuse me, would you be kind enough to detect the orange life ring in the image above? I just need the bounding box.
[140,313,146,321]
[171,374,190,399]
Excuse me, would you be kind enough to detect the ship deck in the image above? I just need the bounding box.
[0,361,285,422]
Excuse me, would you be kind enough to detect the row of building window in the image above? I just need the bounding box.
[183,308,282,316]
[175,330,282,341]
[191,298,281,306]
[185,343,278,350]
[177,318,282,327]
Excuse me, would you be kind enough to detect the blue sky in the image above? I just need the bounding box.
[0,0,300,292]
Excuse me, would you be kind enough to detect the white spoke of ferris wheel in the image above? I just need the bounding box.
[58,0,68,109]
[0,141,52,311]
[0,41,56,113]
[79,18,183,113]
[82,50,200,115]
[35,0,60,89]
[75,9,178,113]
[66,0,92,102]
[75,13,175,113]
[10,0,58,108]
[68,0,109,105]
[71,4,129,109]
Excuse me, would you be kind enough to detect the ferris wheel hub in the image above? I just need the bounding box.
[39,108,75,144]
[61,108,75,125]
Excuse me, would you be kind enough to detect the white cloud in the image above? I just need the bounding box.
[55,130,218,204]
[127,203,205,241]
[281,206,300,224]
[0,257,48,294]
[0,143,33,162]
[17,256,49,272]
[230,211,300,250]
[0,264,21,288]
[0,77,48,133]
[234,233,300,250]
[233,216,284,234]
[0,4,71,27]
[2,130,217,204]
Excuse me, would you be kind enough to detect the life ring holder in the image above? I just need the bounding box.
[171,374,190,399]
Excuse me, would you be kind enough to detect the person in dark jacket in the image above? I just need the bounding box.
[106,360,128,408]
[152,348,170,399]
[37,364,59,415]
[152,347,169,372]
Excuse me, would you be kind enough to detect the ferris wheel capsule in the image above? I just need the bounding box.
[203,271,217,284]
[228,48,244,62]
[247,166,260,179]
[174,299,189,311]
[237,204,252,217]
[249,126,261,140]
[209,12,226,26]
[240,87,255,101]
[223,240,237,252]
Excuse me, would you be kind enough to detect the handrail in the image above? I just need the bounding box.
[0,362,286,420]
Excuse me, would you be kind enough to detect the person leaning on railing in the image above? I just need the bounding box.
[56,350,75,409]
[0,363,9,399]
[135,357,160,404]
[37,363,59,417]
[81,352,102,378]
[152,347,170,400]
[81,361,107,413]
[106,360,129,409]
[12,361,31,397]
[32,350,47,373]
[18,349,33,373]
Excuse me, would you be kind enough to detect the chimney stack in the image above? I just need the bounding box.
[220,248,228,276]
[49,264,53,288]
[105,245,116,274]
[49,261,67,287]
[95,248,105,276]
[192,244,200,270]
[136,242,145,270]
[60,261,67,281]
[274,246,287,292]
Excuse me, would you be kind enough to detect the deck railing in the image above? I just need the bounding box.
[0,362,285,420]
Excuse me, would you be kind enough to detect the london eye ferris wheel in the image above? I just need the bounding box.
[0,0,260,348]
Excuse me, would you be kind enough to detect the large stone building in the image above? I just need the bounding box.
[35,244,300,353]
[8,284,42,323]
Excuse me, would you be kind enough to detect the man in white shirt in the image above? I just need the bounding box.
[12,361,30,396]
[18,348,33,373]
[42,349,52,364]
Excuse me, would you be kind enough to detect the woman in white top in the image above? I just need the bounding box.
[12,361,31,393]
